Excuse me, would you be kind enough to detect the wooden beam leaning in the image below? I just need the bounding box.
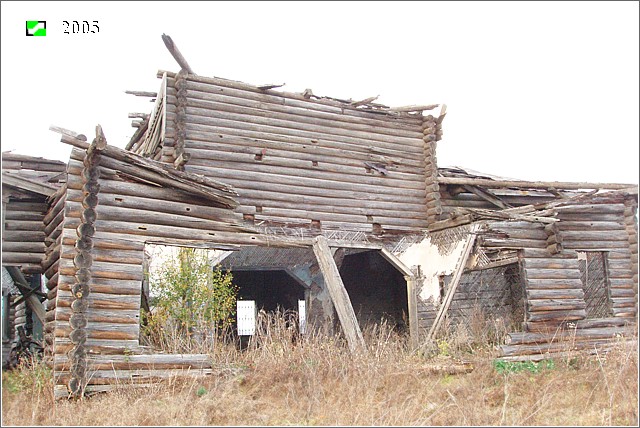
[5,266,46,325]
[161,34,195,74]
[50,125,239,209]
[67,125,106,398]
[427,225,478,341]
[312,236,365,353]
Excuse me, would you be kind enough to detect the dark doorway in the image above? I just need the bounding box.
[233,269,305,313]
[338,250,409,333]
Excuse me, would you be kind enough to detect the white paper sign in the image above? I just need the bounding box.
[237,300,256,336]
[298,299,306,335]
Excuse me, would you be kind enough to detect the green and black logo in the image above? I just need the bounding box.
[26,21,46,36]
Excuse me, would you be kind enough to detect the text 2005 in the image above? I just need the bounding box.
[62,21,99,34]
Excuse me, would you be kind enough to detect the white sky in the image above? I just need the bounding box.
[1,1,638,184]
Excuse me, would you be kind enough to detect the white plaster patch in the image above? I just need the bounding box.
[395,230,471,304]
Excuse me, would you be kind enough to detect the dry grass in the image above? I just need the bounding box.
[2,315,638,426]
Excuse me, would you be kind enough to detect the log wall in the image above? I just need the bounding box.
[53,147,295,398]
[486,201,638,361]
[153,72,431,234]
[1,200,47,273]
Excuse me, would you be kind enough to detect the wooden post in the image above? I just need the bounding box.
[312,236,365,353]
[427,225,478,340]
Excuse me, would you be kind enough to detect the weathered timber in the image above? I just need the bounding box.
[427,227,478,340]
[312,236,365,353]
[438,176,636,191]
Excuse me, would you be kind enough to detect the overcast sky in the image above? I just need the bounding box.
[1,1,638,184]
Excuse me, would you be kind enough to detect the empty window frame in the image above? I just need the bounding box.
[577,251,612,318]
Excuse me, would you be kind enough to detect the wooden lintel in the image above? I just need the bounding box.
[312,236,365,353]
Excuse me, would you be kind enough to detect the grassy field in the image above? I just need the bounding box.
[2,320,638,426]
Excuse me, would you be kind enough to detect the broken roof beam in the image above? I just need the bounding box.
[462,184,513,210]
[389,104,439,112]
[1,171,58,197]
[50,125,238,208]
[161,33,195,74]
[438,176,637,191]
[124,90,157,98]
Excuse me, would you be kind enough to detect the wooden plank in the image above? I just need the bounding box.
[427,226,478,340]
[312,236,364,353]
[438,176,635,191]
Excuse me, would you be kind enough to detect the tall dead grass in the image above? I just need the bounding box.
[2,313,638,426]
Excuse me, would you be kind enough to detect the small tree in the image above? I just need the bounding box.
[142,247,237,348]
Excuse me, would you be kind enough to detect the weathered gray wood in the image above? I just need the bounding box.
[166,92,425,140]
[427,227,477,340]
[438,176,635,191]
[1,171,58,196]
[166,101,424,148]
[312,236,365,353]
[161,34,195,74]
[161,72,423,127]
[5,266,46,324]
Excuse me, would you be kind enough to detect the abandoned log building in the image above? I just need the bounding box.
[1,49,638,398]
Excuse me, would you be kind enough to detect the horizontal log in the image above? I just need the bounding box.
[505,325,632,345]
[3,219,45,232]
[185,166,427,205]
[556,213,626,222]
[55,290,140,311]
[54,353,213,371]
[560,230,631,242]
[526,288,585,300]
[524,317,632,333]
[1,241,45,253]
[562,241,630,250]
[162,73,423,129]
[54,322,139,340]
[481,238,547,249]
[183,131,425,171]
[2,231,45,242]
[169,111,424,159]
[58,259,143,282]
[166,84,423,136]
[523,258,579,270]
[524,268,581,280]
[526,309,586,323]
[57,275,141,296]
[55,367,215,386]
[183,154,426,192]
[557,221,625,231]
[438,177,635,191]
[525,278,585,289]
[499,336,632,357]
[166,96,424,147]
[53,339,141,355]
[556,204,626,214]
[65,198,246,234]
[527,299,586,312]
[187,147,424,186]
[1,252,45,264]
[55,308,140,324]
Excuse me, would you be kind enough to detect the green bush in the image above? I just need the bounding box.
[142,247,238,343]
